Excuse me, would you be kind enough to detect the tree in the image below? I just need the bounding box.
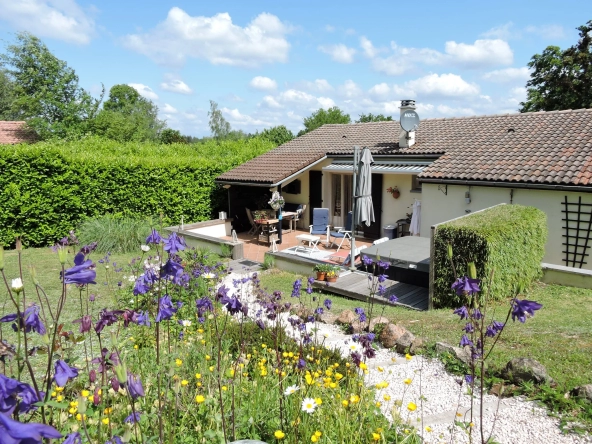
[356,113,393,123]
[298,107,351,136]
[520,20,592,112]
[160,128,186,144]
[91,84,165,142]
[0,32,101,139]
[259,125,294,146]
[0,70,16,120]
[208,100,231,140]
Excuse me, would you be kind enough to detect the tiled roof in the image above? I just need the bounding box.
[0,121,38,144]
[216,109,592,187]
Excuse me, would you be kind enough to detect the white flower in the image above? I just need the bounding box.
[11,278,23,292]
[203,273,216,279]
[140,245,150,252]
[284,385,300,396]
[181,320,192,327]
[301,397,317,414]
[349,343,359,352]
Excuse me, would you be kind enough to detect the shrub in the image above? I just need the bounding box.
[0,136,274,247]
[433,204,547,307]
[77,215,155,253]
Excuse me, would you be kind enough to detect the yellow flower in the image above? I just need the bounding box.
[195,395,205,404]
[181,380,189,386]
[198,328,204,334]
[70,401,78,407]
[76,413,82,421]
[311,435,319,443]
[349,394,360,403]
[315,397,322,406]
[134,344,138,349]
[405,353,412,361]
[425,426,433,432]
[334,373,343,380]
[329,382,337,389]
[407,402,417,412]
[102,418,109,425]
[376,381,388,389]
[404,378,412,385]
[375,401,382,407]
[342,400,349,407]
[205,355,211,361]
[55,387,64,392]
[261,344,267,349]
[56,395,64,402]
[377,366,384,372]
[195,373,202,379]
[372,432,381,441]
[209,365,215,372]
[383,394,391,401]
[68,407,77,415]
[222,386,228,391]
[51,391,56,398]
[103,407,112,415]
[274,430,285,439]
[314,431,322,437]
[175,358,183,367]
[81,390,90,397]
[359,363,367,370]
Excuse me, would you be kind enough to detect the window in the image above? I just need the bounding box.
[411,175,422,192]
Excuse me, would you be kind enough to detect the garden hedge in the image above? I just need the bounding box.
[0,136,274,247]
[433,204,547,308]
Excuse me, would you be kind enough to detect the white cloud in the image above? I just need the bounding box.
[262,95,282,109]
[162,103,178,114]
[507,87,527,105]
[360,36,379,58]
[369,83,391,98]
[128,83,159,101]
[123,8,291,67]
[481,22,516,40]
[318,97,336,109]
[337,80,363,99]
[250,76,277,91]
[318,44,356,63]
[444,39,513,67]
[260,89,335,111]
[436,105,476,116]
[0,0,95,44]
[525,24,565,39]
[296,79,333,93]
[222,107,271,126]
[372,43,443,75]
[404,73,480,98]
[160,76,193,94]
[482,67,531,83]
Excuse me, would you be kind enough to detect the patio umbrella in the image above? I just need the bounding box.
[355,147,375,227]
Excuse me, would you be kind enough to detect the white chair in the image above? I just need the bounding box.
[329,211,353,252]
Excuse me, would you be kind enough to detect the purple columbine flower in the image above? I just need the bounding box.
[307,276,315,285]
[94,309,122,334]
[196,297,214,317]
[465,374,474,384]
[216,285,230,301]
[378,285,386,296]
[324,298,332,310]
[62,252,97,285]
[471,308,483,320]
[105,437,124,444]
[362,255,373,266]
[256,319,265,330]
[136,311,151,327]
[73,315,92,333]
[377,260,390,270]
[459,335,473,347]
[296,358,306,369]
[146,229,162,245]
[463,322,474,333]
[377,274,388,283]
[0,412,62,443]
[350,351,362,366]
[511,299,542,323]
[161,258,184,285]
[453,306,469,320]
[156,295,177,322]
[133,276,150,295]
[354,307,366,323]
[220,295,243,316]
[451,276,481,296]
[63,432,82,444]
[291,279,302,297]
[124,412,141,424]
[54,360,79,387]
[17,382,43,414]
[164,232,186,255]
[79,242,98,255]
[0,374,19,414]
[314,307,324,315]
[127,373,145,399]
[388,294,398,303]
[1,306,46,335]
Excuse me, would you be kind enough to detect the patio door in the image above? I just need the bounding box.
[331,174,353,226]
[309,170,323,225]
[362,173,383,239]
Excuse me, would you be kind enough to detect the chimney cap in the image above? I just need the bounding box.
[400,99,416,108]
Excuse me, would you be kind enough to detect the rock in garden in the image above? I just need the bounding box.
[502,357,552,385]
[435,342,472,366]
[379,323,412,349]
[409,337,425,355]
[571,384,592,402]
[336,310,356,325]
[292,303,313,319]
[394,330,416,354]
[350,320,369,334]
[318,312,337,325]
[369,316,390,332]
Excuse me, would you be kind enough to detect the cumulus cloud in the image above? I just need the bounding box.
[128,83,159,101]
[123,8,291,67]
[260,89,335,111]
[0,0,96,45]
[404,73,480,98]
[318,44,356,63]
[482,67,531,83]
[222,107,272,126]
[360,36,380,58]
[445,39,513,67]
[160,76,193,94]
[295,79,333,93]
[481,22,516,40]
[337,80,363,100]
[162,103,178,114]
[250,76,278,91]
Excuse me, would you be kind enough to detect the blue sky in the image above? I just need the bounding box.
[0,0,589,136]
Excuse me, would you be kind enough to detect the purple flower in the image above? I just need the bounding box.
[377,274,387,283]
[291,279,302,298]
[1,305,46,335]
[133,276,150,295]
[54,360,79,387]
[0,375,19,414]
[146,229,162,244]
[511,299,542,323]
[459,335,473,347]
[388,294,398,303]
[362,255,373,266]
[307,276,315,285]
[79,242,98,255]
[94,309,122,334]
[324,298,332,310]
[296,358,306,369]
[377,260,390,270]
[136,311,150,327]
[463,322,474,333]
[314,307,324,315]
[451,276,480,296]
[350,351,362,366]
[378,285,386,296]
[105,437,123,444]
[220,295,243,316]
[471,308,483,320]
[73,315,92,333]
[453,306,469,320]
[63,432,82,444]
[17,382,43,414]
[216,285,230,301]
[164,232,186,255]
[256,319,265,330]
[0,412,61,443]
[354,307,366,323]
[161,258,184,285]
[124,412,141,424]
[127,373,145,400]
[62,252,96,285]
[465,374,474,384]
[156,295,178,322]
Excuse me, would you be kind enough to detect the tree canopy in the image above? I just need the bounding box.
[0,32,101,139]
[208,100,231,140]
[520,20,592,112]
[298,107,351,136]
[356,113,393,123]
[259,125,294,146]
[0,70,16,120]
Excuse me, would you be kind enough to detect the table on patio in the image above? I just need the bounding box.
[256,219,279,245]
[280,211,299,233]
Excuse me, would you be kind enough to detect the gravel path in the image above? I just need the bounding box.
[226,270,592,444]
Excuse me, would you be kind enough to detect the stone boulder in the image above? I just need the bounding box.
[502,357,552,385]
[378,323,414,350]
[292,303,312,319]
[435,342,472,366]
[336,310,356,325]
[318,312,337,325]
[369,316,390,332]
[350,320,369,334]
[571,384,592,403]
[409,337,425,355]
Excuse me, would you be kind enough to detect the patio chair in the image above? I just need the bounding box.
[245,208,261,236]
[309,208,330,242]
[329,211,352,252]
[293,204,306,230]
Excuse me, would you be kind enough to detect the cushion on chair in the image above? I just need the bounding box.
[330,231,346,238]
[311,208,329,232]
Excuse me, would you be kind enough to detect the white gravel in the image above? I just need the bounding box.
[226,270,592,444]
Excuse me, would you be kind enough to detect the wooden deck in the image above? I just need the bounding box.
[312,271,429,311]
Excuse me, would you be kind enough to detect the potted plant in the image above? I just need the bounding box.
[313,263,332,281]
[386,186,400,199]
[326,267,339,282]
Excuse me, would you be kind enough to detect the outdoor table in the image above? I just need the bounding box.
[281,211,298,233]
[256,219,279,245]
[295,234,321,255]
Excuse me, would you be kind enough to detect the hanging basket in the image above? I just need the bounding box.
[392,189,400,199]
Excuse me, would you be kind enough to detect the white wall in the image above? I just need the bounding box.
[382,174,421,237]
[421,183,592,270]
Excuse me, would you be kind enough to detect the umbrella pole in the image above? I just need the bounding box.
[349,145,359,271]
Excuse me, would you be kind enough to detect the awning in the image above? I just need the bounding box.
[322,161,430,174]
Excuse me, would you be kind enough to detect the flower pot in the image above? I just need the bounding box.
[392,190,400,199]
[316,272,326,281]
[327,276,337,283]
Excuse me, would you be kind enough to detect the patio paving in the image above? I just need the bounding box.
[224,228,375,264]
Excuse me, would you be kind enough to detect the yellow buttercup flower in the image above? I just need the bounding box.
[195,373,202,379]
[81,390,89,397]
[195,395,205,403]
[342,400,349,407]
[315,397,322,405]
[383,394,391,401]
[175,358,183,367]
[405,353,412,361]
[205,355,211,361]
[407,402,417,411]
[425,426,433,432]
[377,366,384,372]
[404,378,412,385]
[181,380,189,386]
[102,418,109,425]
[274,430,285,439]
[314,431,322,437]
[372,432,380,441]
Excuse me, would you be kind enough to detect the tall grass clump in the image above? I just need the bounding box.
[77,215,154,253]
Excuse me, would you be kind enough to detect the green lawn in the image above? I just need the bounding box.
[259,269,592,391]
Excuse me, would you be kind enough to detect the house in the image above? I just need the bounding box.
[0,121,38,144]
[216,102,592,271]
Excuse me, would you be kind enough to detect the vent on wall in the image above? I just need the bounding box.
[561,196,592,268]
[284,179,301,195]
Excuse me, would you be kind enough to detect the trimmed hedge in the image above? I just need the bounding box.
[0,136,274,247]
[433,204,547,308]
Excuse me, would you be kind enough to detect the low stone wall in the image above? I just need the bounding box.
[267,251,325,276]
[164,219,243,260]
[541,263,592,289]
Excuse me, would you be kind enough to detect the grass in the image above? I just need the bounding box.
[77,215,156,253]
[259,269,592,391]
